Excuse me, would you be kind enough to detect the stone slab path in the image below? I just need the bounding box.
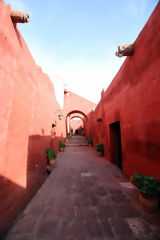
[5,136,160,240]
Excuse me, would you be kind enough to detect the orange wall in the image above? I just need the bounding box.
[0,2,61,235]
[86,2,160,180]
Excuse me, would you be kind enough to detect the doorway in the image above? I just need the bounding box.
[110,121,122,169]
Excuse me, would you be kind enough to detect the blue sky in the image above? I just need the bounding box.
[6,0,159,103]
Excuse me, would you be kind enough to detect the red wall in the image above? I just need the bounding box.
[0,3,97,235]
[3,0,160,235]
[0,2,61,235]
[86,2,160,180]
[62,91,96,135]
[63,91,96,117]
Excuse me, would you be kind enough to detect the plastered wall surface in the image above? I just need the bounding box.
[0,3,96,235]
[1,0,160,236]
[86,2,160,180]
[0,2,61,235]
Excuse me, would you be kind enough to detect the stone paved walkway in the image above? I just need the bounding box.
[5,136,160,240]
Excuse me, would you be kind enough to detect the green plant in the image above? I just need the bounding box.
[130,173,160,197]
[88,138,93,146]
[46,148,57,161]
[81,127,84,132]
[96,143,104,153]
[71,128,73,134]
[59,141,66,149]
[67,132,72,137]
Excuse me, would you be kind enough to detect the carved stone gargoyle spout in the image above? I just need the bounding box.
[115,44,134,57]
[10,9,30,23]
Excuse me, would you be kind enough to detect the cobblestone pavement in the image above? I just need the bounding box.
[5,136,160,240]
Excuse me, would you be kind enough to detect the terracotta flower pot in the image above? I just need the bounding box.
[49,159,56,166]
[138,192,159,213]
[60,147,64,152]
[96,151,103,156]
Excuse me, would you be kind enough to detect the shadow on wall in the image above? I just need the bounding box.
[0,175,26,238]
[27,132,64,192]
[0,133,65,238]
[13,23,23,48]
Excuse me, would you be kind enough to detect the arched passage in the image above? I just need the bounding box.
[66,110,88,120]
[70,116,84,121]
[70,117,84,135]
[66,110,87,135]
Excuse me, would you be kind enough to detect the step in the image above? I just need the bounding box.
[66,143,89,146]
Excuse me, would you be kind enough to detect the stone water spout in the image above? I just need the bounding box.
[115,44,134,57]
[10,9,30,23]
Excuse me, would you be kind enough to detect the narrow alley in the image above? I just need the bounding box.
[5,136,160,240]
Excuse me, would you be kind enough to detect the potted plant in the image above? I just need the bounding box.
[88,138,93,147]
[65,136,69,143]
[46,148,57,166]
[96,143,104,156]
[59,141,66,152]
[130,173,160,213]
[67,133,71,139]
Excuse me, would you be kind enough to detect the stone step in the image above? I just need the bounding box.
[69,139,88,143]
[66,143,89,146]
[66,135,88,146]
[71,136,88,139]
